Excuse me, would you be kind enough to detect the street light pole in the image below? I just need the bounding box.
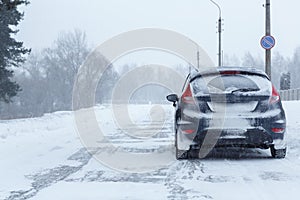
[210,0,222,67]
[265,0,271,79]
[218,16,222,67]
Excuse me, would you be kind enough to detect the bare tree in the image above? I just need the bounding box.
[0,29,92,118]
[42,29,90,111]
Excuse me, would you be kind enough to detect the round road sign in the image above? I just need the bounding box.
[261,35,275,50]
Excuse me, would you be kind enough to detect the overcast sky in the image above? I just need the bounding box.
[16,0,299,65]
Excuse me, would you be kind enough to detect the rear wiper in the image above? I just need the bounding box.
[231,88,259,93]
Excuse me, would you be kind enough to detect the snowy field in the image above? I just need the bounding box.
[1,101,300,200]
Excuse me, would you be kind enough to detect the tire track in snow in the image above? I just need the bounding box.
[164,160,213,200]
[5,148,92,200]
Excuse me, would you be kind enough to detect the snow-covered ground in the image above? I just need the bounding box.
[1,101,300,200]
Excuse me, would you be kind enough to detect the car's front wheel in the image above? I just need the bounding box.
[270,145,286,158]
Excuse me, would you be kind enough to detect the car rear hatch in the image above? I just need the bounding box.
[191,71,272,129]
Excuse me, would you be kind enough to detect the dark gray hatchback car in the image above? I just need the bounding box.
[167,67,287,159]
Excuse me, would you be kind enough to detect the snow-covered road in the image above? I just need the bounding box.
[1,101,300,200]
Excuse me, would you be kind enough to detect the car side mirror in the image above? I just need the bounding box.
[166,94,178,107]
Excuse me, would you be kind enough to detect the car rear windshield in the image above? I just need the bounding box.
[191,73,271,96]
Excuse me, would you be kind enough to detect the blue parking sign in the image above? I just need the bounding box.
[261,35,275,50]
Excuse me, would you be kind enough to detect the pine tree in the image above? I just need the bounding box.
[0,0,30,103]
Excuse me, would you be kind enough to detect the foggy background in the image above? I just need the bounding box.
[1,0,299,118]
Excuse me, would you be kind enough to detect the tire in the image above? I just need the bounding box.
[175,131,188,160]
[270,146,286,159]
[175,146,188,160]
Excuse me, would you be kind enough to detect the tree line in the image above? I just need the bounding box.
[2,30,300,119]
[0,29,118,119]
[223,51,294,91]
[1,0,300,119]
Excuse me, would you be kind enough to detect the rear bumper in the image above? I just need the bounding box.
[196,128,282,148]
[178,127,285,150]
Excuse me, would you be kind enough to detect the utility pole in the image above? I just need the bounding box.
[218,16,222,67]
[210,0,222,67]
[188,38,200,69]
[265,0,271,79]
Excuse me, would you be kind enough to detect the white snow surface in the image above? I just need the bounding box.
[1,101,300,200]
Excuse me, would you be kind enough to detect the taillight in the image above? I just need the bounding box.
[271,128,285,133]
[181,84,195,104]
[182,129,195,134]
[269,85,280,104]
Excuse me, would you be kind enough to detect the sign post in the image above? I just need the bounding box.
[264,0,272,80]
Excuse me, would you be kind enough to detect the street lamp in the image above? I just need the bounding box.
[209,0,222,67]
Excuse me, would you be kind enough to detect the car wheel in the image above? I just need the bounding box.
[175,146,188,160]
[270,146,286,159]
[175,131,188,160]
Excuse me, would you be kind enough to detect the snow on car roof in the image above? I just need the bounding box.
[190,66,269,80]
